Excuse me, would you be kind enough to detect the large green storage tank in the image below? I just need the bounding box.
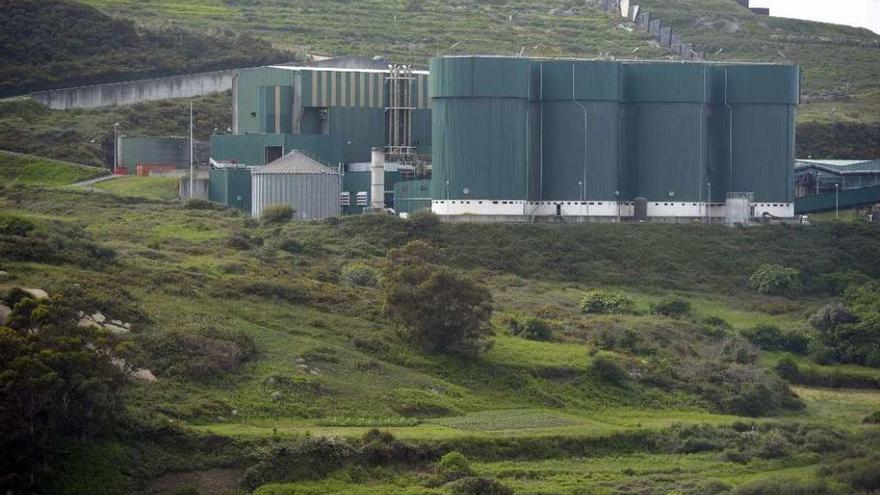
[623,62,711,203]
[722,64,799,203]
[430,57,532,203]
[539,60,621,201]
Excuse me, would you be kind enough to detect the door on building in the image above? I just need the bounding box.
[265,146,283,164]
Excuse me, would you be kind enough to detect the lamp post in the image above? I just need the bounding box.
[835,183,840,220]
[113,122,122,174]
[614,190,620,223]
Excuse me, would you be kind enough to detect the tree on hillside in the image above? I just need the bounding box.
[382,240,494,356]
[0,292,128,492]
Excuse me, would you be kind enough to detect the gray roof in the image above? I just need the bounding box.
[253,151,338,175]
[795,159,880,174]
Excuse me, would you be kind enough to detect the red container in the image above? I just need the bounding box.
[135,164,178,177]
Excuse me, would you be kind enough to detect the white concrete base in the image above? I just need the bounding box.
[432,199,795,221]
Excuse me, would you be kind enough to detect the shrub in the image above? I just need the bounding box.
[580,289,634,314]
[183,198,223,210]
[732,479,839,495]
[774,355,801,382]
[260,204,294,223]
[742,324,809,354]
[508,317,553,341]
[809,303,859,333]
[341,263,380,288]
[241,436,356,490]
[407,210,440,232]
[0,214,35,236]
[749,264,802,295]
[863,411,880,424]
[449,477,513,495]
[278,238,303,254]
[701,316,732,338]
[227,231,262,250]
[591,354,627,384]
[390,388,461,417]
[141,328,258,381]
[437,451,472,480]
[383,241,494,356]
[651,297,692,318]
[816,314,880,366]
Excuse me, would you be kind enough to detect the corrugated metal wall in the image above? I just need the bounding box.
[251,172,341,220]
[428,56,798,207]
[394,179,432,214]
[211,134,345,166]
[430,57,532,201]
[119,137,190,168]
[209,168,252,212]
[540,61,621,201]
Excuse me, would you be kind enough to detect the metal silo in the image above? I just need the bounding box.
[721,64,799,216]
[538,60,622,204]
[623,62,711,213]
[250,151,341,220]
[429,56,532,215]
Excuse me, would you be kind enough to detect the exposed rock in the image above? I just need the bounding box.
[132,368,157,382]
[104,323,129,334]
[78,317,98,328]
[0,304,11,326]
[0,270,9,280]
[111,319,123,326]
[91,312,106,323]
[271,391,282,401]
[23,288,48,300]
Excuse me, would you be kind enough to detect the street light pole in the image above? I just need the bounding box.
[835,183,840,220]
[189,101,194,199]
[113,122,120,174]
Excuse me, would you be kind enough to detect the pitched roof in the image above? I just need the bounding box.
[253,151,338,175]
[795,159,880,174]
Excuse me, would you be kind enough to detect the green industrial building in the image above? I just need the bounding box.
[210,63,432,215]
[429,56,799,221]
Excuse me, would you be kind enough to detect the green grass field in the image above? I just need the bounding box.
[94,176,180,200]
[0,150,105,185]
[2,160,880,494]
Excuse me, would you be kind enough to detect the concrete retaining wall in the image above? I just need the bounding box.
[31,69,237,110]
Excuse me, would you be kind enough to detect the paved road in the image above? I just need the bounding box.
[72,173,119,191]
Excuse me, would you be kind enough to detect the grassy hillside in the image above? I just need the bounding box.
[2,160,880,494]
[0,0,293,96]
[0,92,230,167]
[0,150,106,185]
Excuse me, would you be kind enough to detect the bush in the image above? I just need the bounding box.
[701,316,733,338]
[749,264,802,295]
[260,204,294,223]
[141,327,258,381]
[0,214,36,236]
[449,477,513,495]
[580,289,634,314]
[651,297,692,318]
[742,324,809,354]
[183,198,223,210]
[591,354,627,384]
[389,388,461,417]
[278,238,303,254]
[227,231,262,250]
[732,479,840,495]
[241,436,356,490]
[863,411,880,424]
[341,263,379,288]
[508,317,553,341]
[774,355,801,382]
[383,241,494,356]
[407,210,440,232]
[437,451,472,480]
[809,303,859,333]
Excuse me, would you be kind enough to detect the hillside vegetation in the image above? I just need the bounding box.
[1,152,880,494]
[0,150,106,185]
[0,0,293,96]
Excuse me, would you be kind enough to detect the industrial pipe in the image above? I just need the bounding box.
[370,147,385,210]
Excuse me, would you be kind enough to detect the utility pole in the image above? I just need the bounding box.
[835,183,840,220]
[113,122,121,174]
[189,101,194,199]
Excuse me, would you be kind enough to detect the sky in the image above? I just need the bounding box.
[750,0,880,34]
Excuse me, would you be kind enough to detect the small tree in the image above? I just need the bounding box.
[749,264,802,296]
[580,289,634,314]
[383,241,494,355]
[341,263,379,288]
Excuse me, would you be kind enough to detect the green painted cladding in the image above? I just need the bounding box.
[119,137,189,168]
[211,134,344,166]
[209,168,251,212]
[328,107,386,163]
[394,179,432,214]
[430,56,799,206]
[430,57,532,201]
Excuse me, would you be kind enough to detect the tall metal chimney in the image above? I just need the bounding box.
[370,147,385,211]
